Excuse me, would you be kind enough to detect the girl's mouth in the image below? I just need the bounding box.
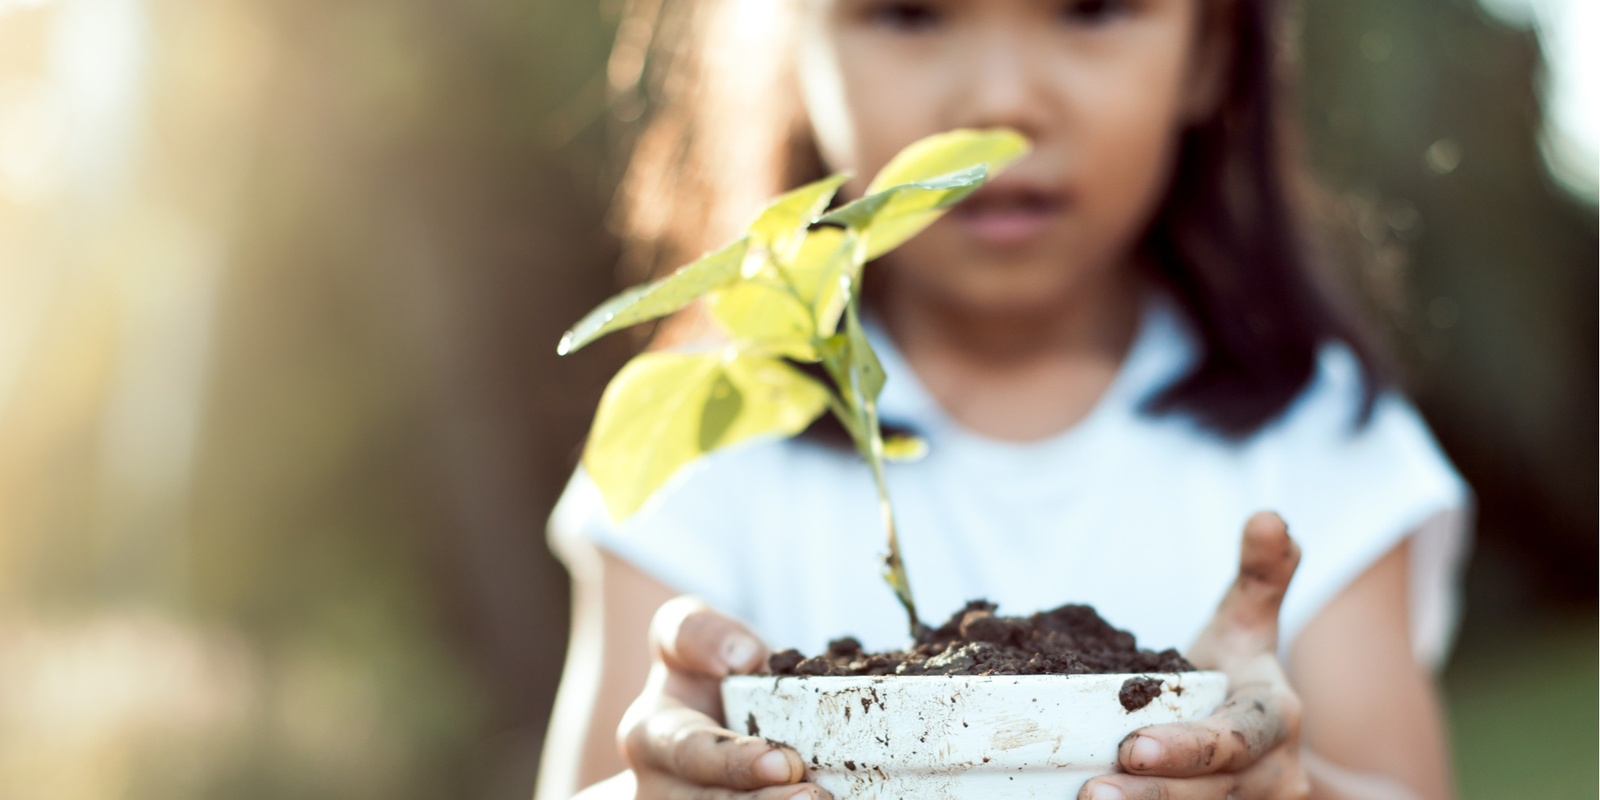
[949,186,1068,247]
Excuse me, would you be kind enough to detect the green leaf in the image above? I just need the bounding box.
[882,433,929,463]
[817,303,886,434]
[816,165,986,230]
[780,228,863,337]
[817,167,986,260]
[843,300,886,406]
[749,174,850,264]
[698,371,742,451]
[584,351,829,521]
[866,127,1030,193]
[820,128,1031,259]
[705,280,819,360]
[558,238,750,356]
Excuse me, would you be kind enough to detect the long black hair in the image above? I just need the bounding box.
[1137,0,1384,436]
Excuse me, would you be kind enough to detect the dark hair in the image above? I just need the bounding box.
[1137,0,1385,437]
[610,0,1384,440]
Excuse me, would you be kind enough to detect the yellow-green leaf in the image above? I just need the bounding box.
[780,227,863,337]
[818,167,988,259]
[843,300,885,405]
[697,370,743,451]
[584,351,829,521]
[817,304,885,423]
[883,433,929,463]
[558,238,749,356]
[706,280,819,360]
[821,128,1030,259]
[865,128,1030,195]
[749,174,850,264]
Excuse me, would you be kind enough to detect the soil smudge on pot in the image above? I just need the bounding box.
[765,601,1194,677]
[1117,676,1166,711]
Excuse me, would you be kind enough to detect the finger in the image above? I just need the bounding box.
[625,704,807,790]
[1117,661,1300,778]
[651,596,769,678]
[1234,511,1300,611]
[1078,770,1240,800]
[636,771,833,800]
[1188,511,1301,670]
[1082,746,1309,800]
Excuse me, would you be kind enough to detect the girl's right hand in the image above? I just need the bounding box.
[616,597,832,800]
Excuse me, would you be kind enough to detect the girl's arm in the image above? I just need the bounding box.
[535,544,666,799]
[1290,534,1454,800]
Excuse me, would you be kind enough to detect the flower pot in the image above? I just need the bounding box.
[722,671,1227,799]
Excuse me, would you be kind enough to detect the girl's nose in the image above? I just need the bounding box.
[953,34,1049,138]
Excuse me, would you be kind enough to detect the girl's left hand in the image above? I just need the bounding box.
[1079,512,1312,800]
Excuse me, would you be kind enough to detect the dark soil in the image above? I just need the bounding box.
[765,600,1194,678]
[1117,675,1167,711]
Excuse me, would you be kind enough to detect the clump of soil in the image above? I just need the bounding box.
[1117,675,1167,712]
[766,600,1193,678]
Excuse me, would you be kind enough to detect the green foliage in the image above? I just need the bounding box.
[706,281,820,361]
[585,352,830,521]
[780,227,862,339]
[559,128,1030,633]
[557,238,750,356]
[851,128,1029,258]
[748,173,851,263]
[818,166,987,259]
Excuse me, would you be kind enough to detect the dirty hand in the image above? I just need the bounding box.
[1080,511,1311,800]
[618,596,831,800]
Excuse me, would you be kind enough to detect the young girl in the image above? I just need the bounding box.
[538,1,1468,798]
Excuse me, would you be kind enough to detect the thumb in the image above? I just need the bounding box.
[1187,511,1301,671]
[650,596,769,678]
[647,596,771,720]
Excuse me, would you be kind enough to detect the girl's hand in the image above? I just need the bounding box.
[1079,512,1312,800]
[616,596,832,800]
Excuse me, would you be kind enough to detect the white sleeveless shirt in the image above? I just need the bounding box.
[550,296,1471,667]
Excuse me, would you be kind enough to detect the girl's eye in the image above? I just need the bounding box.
[865,1,944,33]
[1059,0,1133,26]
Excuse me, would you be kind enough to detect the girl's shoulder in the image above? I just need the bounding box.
[1251,338,1460,493]
[1165,311,1470,564]
[1135,293,1447,471]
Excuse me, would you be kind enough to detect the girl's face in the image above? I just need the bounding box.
[796,0,1227,317]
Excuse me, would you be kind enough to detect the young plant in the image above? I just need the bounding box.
[558,129,1029,639]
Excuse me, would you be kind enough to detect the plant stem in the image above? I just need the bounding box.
[822,394,924,640]
[861,407,927,642]
[819,283,926,642]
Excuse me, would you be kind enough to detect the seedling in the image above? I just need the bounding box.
[558,129,1029,639]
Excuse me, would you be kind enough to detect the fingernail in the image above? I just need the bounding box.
[1129,735,1163,770]
[723,635,759,672]
[1088,783,1125,800]
[756,748,794,782]
[788,791,813,800]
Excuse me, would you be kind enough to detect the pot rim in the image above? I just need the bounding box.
[724,669,1226,683]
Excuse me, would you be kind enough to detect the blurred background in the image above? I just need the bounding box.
[0,0,1593,797]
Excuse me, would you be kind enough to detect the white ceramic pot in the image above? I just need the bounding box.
[722,671,1226,799]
